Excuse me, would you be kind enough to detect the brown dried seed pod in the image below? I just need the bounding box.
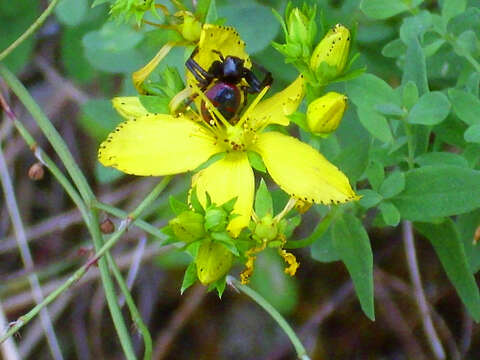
[100,218,115,234]
[28,162,44,181]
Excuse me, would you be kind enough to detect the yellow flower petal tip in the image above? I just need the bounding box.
[307,92,348,136]
[112,97,150,119]
[311,24,350,75]
[254,131,358,205]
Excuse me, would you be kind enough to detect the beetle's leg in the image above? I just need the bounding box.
[252,61,274,88]
[211,49,225,62]
[185,57,211,87]
[243,68,265,93]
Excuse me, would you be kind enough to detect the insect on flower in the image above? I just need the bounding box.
[186,48,273,123]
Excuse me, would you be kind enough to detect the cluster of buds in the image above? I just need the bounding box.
[168,192,238,285]
[240,196,301,285]
[108,0,158,25]
[272,3,317,63]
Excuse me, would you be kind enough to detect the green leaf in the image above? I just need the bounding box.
[400,11,432,44]
[464,124,480,144]
[332,213,374,320]
[442,0,466,23]
[402,81,419,110]
[61,25,97,83]
[169,196,189,216]
[382,38,406,58]
[181,262,198,294]
[365,160,385,191]
[94,162,124,184]
[375,103,405,117]
[360,0,420,19]
[457,209,480,273]
[333,138,370,183]
[415,152,469,168]
[346,74,400,109]
[402,36,429,95]
[82,23,145,73]
[379,171,405,199]
[247,151,266,173]
[391,166,480,221]
[448,88,480,125]
[407,92,451,125]
[454,30,478,57]
[0,0,39,74]
[138,95,169,113]
[55,0,87,26]
[378,201,400,226]
[218,0,279,54]
[255,179,273,218]
[358,189,382,209]
[311,228,340,263]
[357,107,393,143]
[79,99,122,141]
[415,220,480,321]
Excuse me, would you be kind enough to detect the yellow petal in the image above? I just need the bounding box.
[98,114,221,176]
[254,132,358,204]
[250,75,306,129]
[192,152,254,237]
[112,97,150,119]
[186,24,252,91]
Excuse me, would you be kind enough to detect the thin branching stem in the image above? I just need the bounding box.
[227,276,311,360]
[402,221,446,360]
[0,178,172,345]
[0,141,64,359]
[0,0,61,61]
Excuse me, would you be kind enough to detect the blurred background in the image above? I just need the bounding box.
[0,0,479,359]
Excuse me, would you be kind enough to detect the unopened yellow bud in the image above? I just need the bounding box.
[112,97,150,119]
[307,92,347,136]
[169,211,205,243]
[196,241,233,284]
[310,24,350,76]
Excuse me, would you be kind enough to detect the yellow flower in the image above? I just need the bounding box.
[98,25,358,237]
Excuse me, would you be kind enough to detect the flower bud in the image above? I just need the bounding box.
[196,241,233,284]
[307,92,348,136]
[28,162,44,181]
[287,8,312,49]
[169,211,205,243]
[177,11,202,42]
[100,218,115,234]
[253,214,278,242]
[204,207,228,232]
[310,24,350,77]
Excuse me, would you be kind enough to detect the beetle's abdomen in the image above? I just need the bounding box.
[201,82,241,123]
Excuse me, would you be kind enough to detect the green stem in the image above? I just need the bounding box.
[87,210,137,360]
[227,276,310,360]
[0,65,93,202]
[0,0,61,62]
[107,254,152,360]
[93,200,167,240]
[0,178,172,344]
[285,207,338,249]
